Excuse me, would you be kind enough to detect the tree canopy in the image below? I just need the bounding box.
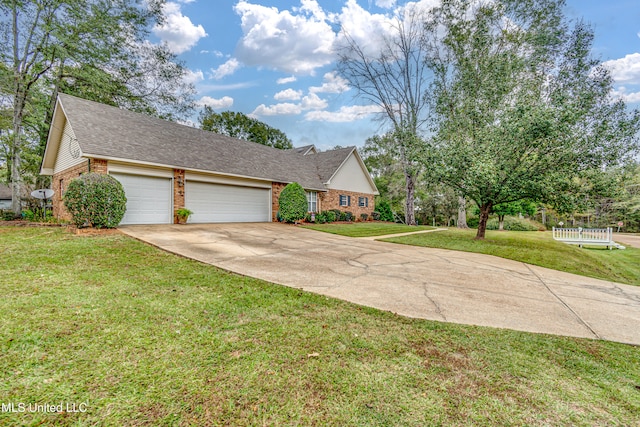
[0,0,195,214]
[425,0,640,239]
[199,108,293,150]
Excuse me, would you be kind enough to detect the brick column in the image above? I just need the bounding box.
[173,169,185,224]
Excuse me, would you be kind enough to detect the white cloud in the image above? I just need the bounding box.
[251,103,302,116]
[197,96,234,109]
[153,2,207,54]
[376,0,396,8]
[211,58,241,80]
[602,53,640,84]
[277,76,297,84]
[274,88,303,101]
[183,69,204,84]
[251,93,328,117]
[309,72,350,94]
[300,93,328,110]
[612,86,640,104]
[234,0,336,74]
[304,104,383,122]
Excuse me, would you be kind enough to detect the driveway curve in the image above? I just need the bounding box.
[120,223,640,345]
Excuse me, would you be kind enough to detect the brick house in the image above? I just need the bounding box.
[40,94,378,225]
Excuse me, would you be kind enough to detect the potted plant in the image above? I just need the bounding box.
[176,208,193,224]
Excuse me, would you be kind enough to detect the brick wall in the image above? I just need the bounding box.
[51,158,110,221]
[173,169,185,223]
[90,158,108,174]
[320,189,376,220]
[271,182,287,221]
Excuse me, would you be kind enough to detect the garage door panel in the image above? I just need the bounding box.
[111,173,172,225]
[186,181,270,223]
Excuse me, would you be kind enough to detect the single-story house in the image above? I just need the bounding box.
[41,94,378,225]
[0,185,11,210]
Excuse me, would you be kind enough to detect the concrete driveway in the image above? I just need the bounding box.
[120,223,640,345]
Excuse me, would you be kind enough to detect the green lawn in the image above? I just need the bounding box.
[302,222,434,237]
[1,227,639,426]
[303,222,639,286]
[382,228,640,286]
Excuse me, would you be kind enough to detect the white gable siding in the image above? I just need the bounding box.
[53,121,84,174]
[326,153,375,194]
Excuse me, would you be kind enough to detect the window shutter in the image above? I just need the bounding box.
[348,195,351,206]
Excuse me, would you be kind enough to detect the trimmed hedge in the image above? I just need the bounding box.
[64,173,127,228]
[278,182,307,223]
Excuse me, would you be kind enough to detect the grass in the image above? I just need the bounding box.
[302,222,434,237]
[381,228,640,286]
[1,227,639,426]
[303,222,639,286]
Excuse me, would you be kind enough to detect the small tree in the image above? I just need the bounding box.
[64,173,126,228]
[376,199,394,222]
[278,182,307,223]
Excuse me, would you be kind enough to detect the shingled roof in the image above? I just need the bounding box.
[49,94,361,191]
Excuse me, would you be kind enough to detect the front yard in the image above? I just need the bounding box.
[1,227,639,426]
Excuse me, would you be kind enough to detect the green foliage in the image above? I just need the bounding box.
[375,199,394,222]
[426,0,640,239]
[360,213,369,221]
[176,208,193,218]
[343,211,354,222]
[486,217,543,231]
[63,173,127,228]
[324,210,337,223]
[278,182,308,223]
[199,108,293,149]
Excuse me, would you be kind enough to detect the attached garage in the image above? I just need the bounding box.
[185,179,271,223]
[110,172,173,225]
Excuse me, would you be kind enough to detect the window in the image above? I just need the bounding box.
[358,197,368,208]
[306,191,317,213]
[339,194,351,207]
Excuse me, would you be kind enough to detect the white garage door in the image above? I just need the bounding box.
[185,181,270,223]
[110,173,172,225]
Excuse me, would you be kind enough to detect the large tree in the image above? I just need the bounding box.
[425,0,640,239]
[0,0,194,215]
[337,6,431,225]
[199,108,293,149]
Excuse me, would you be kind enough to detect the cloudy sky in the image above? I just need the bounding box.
[151,0,640,150]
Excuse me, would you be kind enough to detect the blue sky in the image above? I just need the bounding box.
[151,0,640,150]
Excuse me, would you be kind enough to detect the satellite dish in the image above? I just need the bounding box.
[31,189,55,200]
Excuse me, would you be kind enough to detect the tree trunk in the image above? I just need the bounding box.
[498,214,505,231]
[475,202,493,240]
[457,195,469,228]
[404,171,416,225]
[10,93,26,217]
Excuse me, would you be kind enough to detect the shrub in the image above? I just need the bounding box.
[331,209,342,220]
[376,200,394,222]
[278,182,308,223]
[343,211,353,222]
[486,216,542,231]
[315,212,327,223]
[467,217,479,228]
[64,173,127,228]
[372,211,381,221]
[324,210,336,223]
[1,210,17,221]
[360,213,369,221]
[339,211,347,221]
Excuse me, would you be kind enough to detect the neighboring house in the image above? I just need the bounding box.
[40,94,378,225]
[0,185,11,210]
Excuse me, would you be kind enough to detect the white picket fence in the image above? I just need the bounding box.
[552,227,625,250]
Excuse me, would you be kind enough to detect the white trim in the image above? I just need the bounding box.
[107,162,173,178]
[185,171,271,188]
